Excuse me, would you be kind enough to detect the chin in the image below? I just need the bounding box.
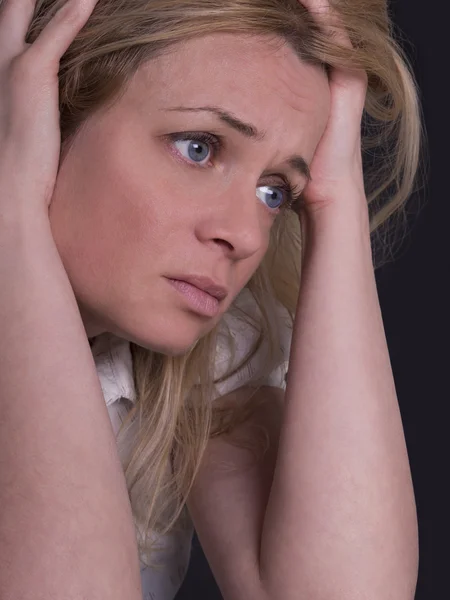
[109,310,214,356]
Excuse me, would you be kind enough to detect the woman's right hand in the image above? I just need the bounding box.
[0,0,99,221]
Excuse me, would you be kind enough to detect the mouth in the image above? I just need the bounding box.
[166,276,227,318]
[168,274,228,301]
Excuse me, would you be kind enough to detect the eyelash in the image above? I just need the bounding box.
[166,131,304,213]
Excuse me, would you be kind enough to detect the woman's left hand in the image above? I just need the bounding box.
[298,0,368,217]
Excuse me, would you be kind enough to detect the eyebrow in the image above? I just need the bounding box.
[163,105,311,181]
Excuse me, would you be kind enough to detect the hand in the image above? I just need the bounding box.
[298,0,368,217]
[0,0,99,222]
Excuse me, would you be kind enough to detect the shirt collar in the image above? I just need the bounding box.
[91,333,136,407]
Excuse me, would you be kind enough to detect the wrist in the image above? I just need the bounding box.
[302,191,370,234]
[1,202,52,243]
[0,208,62,283]
[299,194,372,261]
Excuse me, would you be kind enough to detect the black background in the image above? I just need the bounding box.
[176,1,443,597]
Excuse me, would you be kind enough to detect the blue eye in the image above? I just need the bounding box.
[256,185,286,210]
[173,139,211,164]
[171,132,220,166]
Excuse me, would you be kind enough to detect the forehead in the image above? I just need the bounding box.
[129,34,330,157]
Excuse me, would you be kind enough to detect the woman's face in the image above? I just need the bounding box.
[49,33,330,355]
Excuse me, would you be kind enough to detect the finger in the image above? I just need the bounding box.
[300,0,367,145]
[299,0,353,50]
[300,0,367,101]
[0,0,38,61]
[23,0,99,70]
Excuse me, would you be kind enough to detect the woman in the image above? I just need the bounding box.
[0,0,421,598]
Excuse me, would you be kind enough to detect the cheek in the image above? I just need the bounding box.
[49,149,150,303]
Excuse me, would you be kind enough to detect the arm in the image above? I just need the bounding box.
[0,218,142,598]
[187,203,418,600]
[0,1,142,595]
[261,203,418,599]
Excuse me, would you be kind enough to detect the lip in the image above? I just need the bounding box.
[166,277,224,318]
[167,275,228,301]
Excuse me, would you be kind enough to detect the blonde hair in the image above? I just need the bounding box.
[29,0,423,567]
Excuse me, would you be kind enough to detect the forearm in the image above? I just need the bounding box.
[0,215,141,598]
[259,201,418,600]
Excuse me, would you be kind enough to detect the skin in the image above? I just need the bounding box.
[0,0,419,596]
[48,33,330,355]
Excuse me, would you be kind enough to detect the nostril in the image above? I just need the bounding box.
[213,238,234,252]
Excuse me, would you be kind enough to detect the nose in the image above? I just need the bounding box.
[194,183,268,261]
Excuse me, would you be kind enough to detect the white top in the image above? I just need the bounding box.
[91,289,292,600]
